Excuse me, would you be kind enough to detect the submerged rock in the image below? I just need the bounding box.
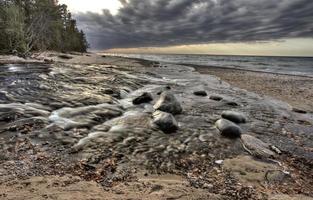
[221,111,247,124]
[292,107,307,114]
[49,104,123,130]
[241,134,275,159]
[132,92,153,105]
[215,119,242,138]
[153,91,182,115]
[152,111,178,133]
[209,95,223,101]
[193,91,207,96]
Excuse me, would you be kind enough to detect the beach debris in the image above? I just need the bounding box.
[241,134,275,159]
[193,90,207,96]
[270,145,282,154]
[215,119,242,138]
[132,92,153,105]
[209,95,223,101]
[215,160,224,165]
[221,111,247,124]
[153,91,182,115]
[152,111,178,133]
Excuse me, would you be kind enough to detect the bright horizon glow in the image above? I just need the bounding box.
[58,0,122,14]
[104,38,313,57]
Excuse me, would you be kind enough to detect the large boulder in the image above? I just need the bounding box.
[152,111,178,133]
[132,92,153,105]
[221,111,247,124]
[153,91,182,115]
[215,119,242,138]
[241,134,275,159]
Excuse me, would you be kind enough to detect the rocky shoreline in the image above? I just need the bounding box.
[0,53,312,200]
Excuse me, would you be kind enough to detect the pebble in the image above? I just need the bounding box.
[193,91,207,96]
[209,95,223,101]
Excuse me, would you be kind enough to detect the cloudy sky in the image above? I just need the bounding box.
[59,0,313,56]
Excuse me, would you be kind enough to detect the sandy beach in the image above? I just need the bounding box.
[193,65,313,113]
[0,53,313,200]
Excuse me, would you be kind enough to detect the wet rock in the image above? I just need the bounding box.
[153,92,182,115]
[241,134,275,158]
[101,88,114,95]
[152,111,178,133]
[58,55,73,59]
[157,86,171,95]
[209,95,223,101]
[221,111,246,124]
[193,91,207,96]
[132,92,153,105]
[49,104,123,130]
[215,119,242,138]
[225,101,239,106]
[292,107,307,114]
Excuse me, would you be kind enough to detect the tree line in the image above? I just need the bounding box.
[0,0,89,55]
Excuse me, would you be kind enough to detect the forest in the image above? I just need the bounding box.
[0,0,89,55]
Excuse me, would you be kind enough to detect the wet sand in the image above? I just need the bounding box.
[193,65,313,113]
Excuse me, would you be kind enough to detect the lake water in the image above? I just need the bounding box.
[106,53,313,77]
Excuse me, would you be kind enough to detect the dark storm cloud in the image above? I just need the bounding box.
[75,0,313,49]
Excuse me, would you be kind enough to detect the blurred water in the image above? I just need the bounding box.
[106,53,313,77]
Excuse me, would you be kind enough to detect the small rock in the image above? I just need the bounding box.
[241,134,275,158]
[152,111,178,133]
[215,119,242,138]
[210,95,223,101]
[193,91,207,96]
[225,101,239,106]
[132,92,153,105]
[292,107,307,114]
[153,91,182,115]
[58,55,73,59]
[221,111,247,124]
[102,88,114,95]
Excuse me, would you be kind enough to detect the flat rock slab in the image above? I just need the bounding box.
[241,134,275,159]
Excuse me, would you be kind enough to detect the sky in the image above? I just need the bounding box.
[59,0,313,57]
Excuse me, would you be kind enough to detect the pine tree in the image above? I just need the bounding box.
[0,0,89,55]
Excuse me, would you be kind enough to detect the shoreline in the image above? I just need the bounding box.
[1,53,313,199]
[191,64,313,113]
